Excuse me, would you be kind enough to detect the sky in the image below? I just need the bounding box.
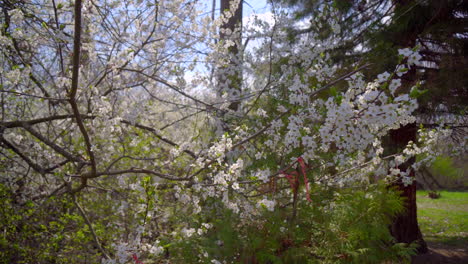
[243,0,270,17]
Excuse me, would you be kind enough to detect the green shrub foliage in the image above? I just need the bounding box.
[168,183,415,264]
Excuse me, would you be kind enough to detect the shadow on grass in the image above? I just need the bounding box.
[424,235,468,248]
[413,235,468,264]
[412,248,468,264]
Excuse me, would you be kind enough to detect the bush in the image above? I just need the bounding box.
[168,183,416,264]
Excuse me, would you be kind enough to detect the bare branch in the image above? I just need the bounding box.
[76,168,187,181]
[0,90,66,101]
[121,68,225,114]
[0,114,95,129]
[121,120,196,158]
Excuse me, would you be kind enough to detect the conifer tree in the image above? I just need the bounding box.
[273,0,467,253]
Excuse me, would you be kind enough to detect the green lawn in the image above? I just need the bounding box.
[417,190,468,247]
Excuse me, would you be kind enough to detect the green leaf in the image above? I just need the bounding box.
[409,87,428,98]
[329,86,338,97]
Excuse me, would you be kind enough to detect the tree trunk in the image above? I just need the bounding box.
[219,0,243,112]
[389,123,428,253]
[214,0,243,136]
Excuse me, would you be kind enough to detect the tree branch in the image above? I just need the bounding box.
[0,135,46,175]
[76,168,187,181]
[0,114,95,129]
[22,124,85,164]
[68,0,96,191]
[121,120,196,158]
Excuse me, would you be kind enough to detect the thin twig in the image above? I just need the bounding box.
[121,120,196,158]
[73,168,187,181]
[72,194,111,259]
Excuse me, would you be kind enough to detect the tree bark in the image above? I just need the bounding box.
[389,123,428,253]
[219,0,243,112]
[214,0,243,136]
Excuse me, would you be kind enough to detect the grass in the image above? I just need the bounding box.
[417,190,468,247]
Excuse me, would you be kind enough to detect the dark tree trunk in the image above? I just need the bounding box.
[390,180,428,253]
[389,123,428,253]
